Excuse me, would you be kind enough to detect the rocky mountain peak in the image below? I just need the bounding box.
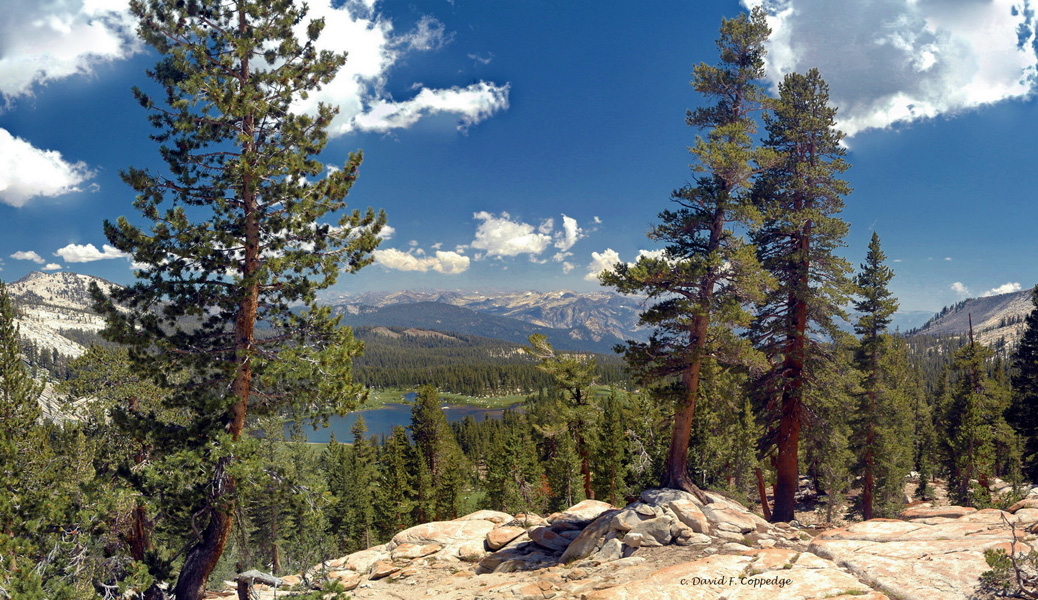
[910,287,1034,348]
[7,271,120,359]
[10,270,119,311]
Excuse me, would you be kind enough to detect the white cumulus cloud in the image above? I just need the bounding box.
[471,211,553,259]
[10,250,44,264]
[373,248,470,274]
[585,248,622,281]
[554,214,584,252]
[0,129,95,206]
[291,2,510,135]
[982,282,1023,296]
[54,243,129,263]
[0,0,508,136]
[348,82,511,133]
[584,248,667,281]
[742,0,1038,136]
[398,15,453,51]
[951,281,971,295]
[42,263,62,271]
[0,0,140,101]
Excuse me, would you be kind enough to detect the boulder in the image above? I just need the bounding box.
[343,547,388,575]
[486,525,526,550]
[456,509,513,524]
[664,498,710,534]
[1015,508,1038,524]
[528,525,571,552]
[674,532,711,546]
[626,515,676,546]
[547,499,615,530]
[325,570,360,591]
[1007,498,1038,513]
[558,509,620,563]
[593,538,624,562]
[367,560,400,580]
[389,519,497,549]
[639,488,702,506]
[700,504,763,534]
[611,506,653,532]
[512,513,548,528]
[477,542,555,574]
[898,505,977,519]
[390,542,441,561]
[456,538,489,562]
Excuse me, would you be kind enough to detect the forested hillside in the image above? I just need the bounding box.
[351,326,629,395]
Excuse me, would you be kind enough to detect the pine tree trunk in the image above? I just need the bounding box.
[772,225,810,523]
[661,343,710,505]
[755,468,772,521]
[173,464,235,600]
[580,451,593,500]
[659,199,724,507]
[175,7,258,591]
[772,396,801,522]
[863,425,875,520]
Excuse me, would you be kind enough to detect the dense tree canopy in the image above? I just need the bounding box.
[751,68,853,522]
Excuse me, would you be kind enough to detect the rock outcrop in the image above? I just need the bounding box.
[223,491,1038,600]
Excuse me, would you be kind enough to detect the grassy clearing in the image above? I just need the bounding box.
[359,387,527,410]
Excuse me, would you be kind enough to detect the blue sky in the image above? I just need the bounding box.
[1,0,1037,315]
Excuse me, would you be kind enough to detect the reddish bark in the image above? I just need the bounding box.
[771,217,811,523]
[755,467,772,521]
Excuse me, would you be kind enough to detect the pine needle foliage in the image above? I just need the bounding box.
[600,8,773,497]
[90,1,385,596]
[750,68,853,522]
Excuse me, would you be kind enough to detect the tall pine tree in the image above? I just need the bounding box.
[524,334,597,500]
[600,9,773,498]
[850,232,909,519]
[92,1,385,596]
[945,323,1016,505]
[751,68,853,522]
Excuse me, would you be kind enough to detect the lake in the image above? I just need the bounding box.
[296,398,521,442]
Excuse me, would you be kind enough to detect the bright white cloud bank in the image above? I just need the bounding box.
[585,248,666,281]
[983,282,1023,296]
[289,1,509,134]
[374,248,470,274]
[471,212,553,259]
[742,0,1038,136]
[54,243,129,263]
[951,280,1023,297]
[470,211,587,261]
[10,250,44,264]
[0,0,139,101]
[585,249,622,281]
[0,0,509,136]
[0,129,95,207]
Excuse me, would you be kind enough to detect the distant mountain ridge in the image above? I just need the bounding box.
[331,289,649,345]
[336,301,627,354]
[909,287,1034,348]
